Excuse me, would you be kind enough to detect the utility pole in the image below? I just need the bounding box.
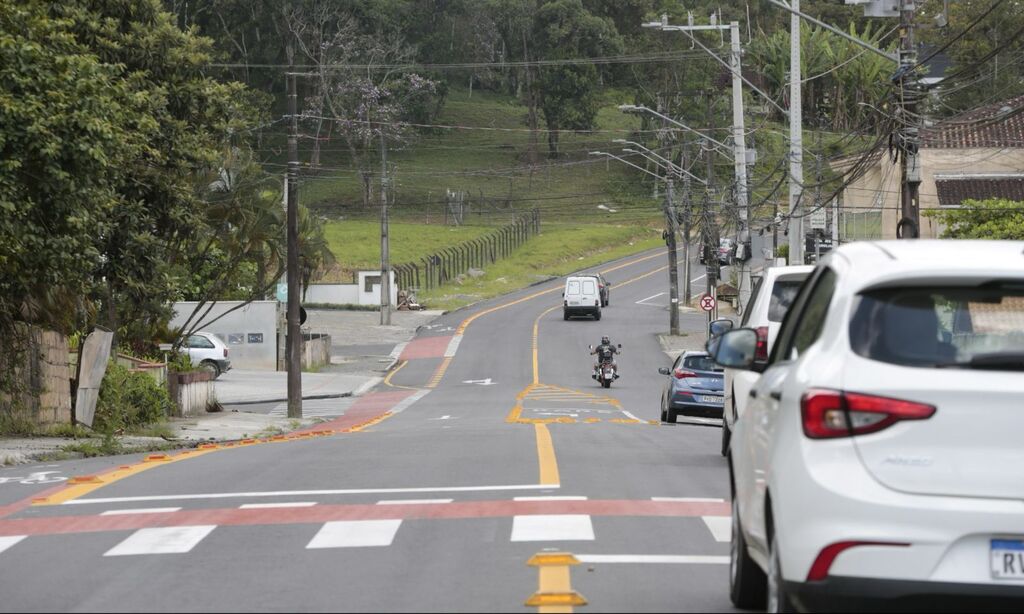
[665,179,681,336]
[897,0,922,239]
[728,22,752,312]
[788,0,805,264]
[681,145,693,303]
[379,132,392,325]
[285,63,302,419]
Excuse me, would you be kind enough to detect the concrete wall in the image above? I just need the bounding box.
[302,334,331,370]
[839,148,1024,240]
[171,301,281,370]
[167,371,217,417]
[305,271,396,307]
[305,284,359,305]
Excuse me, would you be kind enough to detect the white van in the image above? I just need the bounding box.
[563,276,602,320]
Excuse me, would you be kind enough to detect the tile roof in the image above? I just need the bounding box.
[922,94,1024,149]
[934,174,1024,206]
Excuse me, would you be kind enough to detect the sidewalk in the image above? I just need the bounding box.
[214,369,380,405]
[0,411,319,467]
[1,308,444,467]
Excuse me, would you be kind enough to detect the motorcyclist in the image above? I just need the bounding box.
[591,335,619,378]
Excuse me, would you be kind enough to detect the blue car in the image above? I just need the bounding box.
[658,351,724,423]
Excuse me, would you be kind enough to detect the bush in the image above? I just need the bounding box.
[94,362,172,432]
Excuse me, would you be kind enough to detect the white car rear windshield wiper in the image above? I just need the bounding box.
[936,352,1024,371]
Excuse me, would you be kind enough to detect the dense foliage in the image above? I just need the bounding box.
[927,199,1024,240]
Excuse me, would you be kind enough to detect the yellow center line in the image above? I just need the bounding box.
[534,423,560,486]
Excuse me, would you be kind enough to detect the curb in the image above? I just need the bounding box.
[220,392,353,406]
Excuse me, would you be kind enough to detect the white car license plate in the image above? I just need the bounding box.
[569,301,580,306]
[991,539,1024,579]
[700,395,723,404]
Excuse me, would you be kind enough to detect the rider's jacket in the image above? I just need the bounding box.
[594,343,616,363]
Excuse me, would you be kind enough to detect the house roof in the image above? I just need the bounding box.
[922,94,1024,149]
[933,173,1024,206]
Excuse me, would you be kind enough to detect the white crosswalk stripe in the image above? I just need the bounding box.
[104,525,216,556]
[510,514,595,542]
[306,520,402,549]
[0,535,26,555]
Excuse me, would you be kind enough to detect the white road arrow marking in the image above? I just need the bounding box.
[462,378,495,386]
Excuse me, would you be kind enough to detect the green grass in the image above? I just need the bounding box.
[320,220,496,281]
[296,85,651,221]
[418,222,664,311]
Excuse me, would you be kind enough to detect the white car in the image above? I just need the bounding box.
[710,241,1024,612]
[563,275,602,320]
[182,332,231,378]
[721,265,813,456]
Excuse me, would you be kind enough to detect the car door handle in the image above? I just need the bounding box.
[748,389,758,399]
[769,390,782,401]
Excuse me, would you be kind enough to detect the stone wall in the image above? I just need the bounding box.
[0,326,71,426]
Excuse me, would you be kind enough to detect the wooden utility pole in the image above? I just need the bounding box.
[380,132,391,325]
[665,178,680,336]
[286,61,302,419]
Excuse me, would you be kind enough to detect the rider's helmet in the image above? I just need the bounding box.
[601,336,610,345]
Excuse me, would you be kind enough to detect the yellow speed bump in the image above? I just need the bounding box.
[67,475,103,485]
[528,553,580,567]
[525,593,588,608]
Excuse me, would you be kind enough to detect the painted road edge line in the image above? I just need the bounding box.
[376,499,454,505]
[239,502,318,509]
[61,483,561,506]
[575,555,729,565]
[100,507,182,515]
[444,335,462,358]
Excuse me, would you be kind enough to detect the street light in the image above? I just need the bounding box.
[617,104,732,156]
[614,141,708,186]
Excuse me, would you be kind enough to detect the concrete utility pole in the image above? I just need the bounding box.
[285,65,302,419]
[640,18,752,311]
[665,179,681,336]
[728,22,752,311]
[788,0,805,265]
[897,0,922,239]
[379,132,392,325]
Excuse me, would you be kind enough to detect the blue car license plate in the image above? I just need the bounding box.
[991,539,1024,579]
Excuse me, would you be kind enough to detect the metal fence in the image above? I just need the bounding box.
[394,209,540,292]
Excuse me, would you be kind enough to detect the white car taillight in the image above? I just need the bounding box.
[801,389,935,439]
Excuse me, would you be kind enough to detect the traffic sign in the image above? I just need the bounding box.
[700,294,717,312]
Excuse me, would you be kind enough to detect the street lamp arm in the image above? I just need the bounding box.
[589,151,665,181]
[622,148,708,186]
[763,0,898,63]
[618,104,732,154]
[657,25,788,116]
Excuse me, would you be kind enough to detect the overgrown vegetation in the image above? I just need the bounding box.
[93,362,173,434]
[926,199,1024,240]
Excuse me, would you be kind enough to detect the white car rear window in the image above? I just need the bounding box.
[582,279,596,294]
[567,280,581,295]
[849,283,1024,370]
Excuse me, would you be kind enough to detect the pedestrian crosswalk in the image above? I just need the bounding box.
[0,510,731,558]
[267,397,353,418]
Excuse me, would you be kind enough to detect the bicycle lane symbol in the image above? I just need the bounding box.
[0,471,68,486]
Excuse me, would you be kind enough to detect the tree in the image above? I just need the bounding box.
[532,0,623,157]
[926,199,1024,240]
[0,0,146,337]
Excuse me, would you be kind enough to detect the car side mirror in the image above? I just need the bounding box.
[617,344,622,349]
[707,329,765,373]
[658,367,671,376]
[709,318,734,339]
[588,344,594,350]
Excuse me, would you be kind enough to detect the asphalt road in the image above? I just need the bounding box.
[0,250,736,613]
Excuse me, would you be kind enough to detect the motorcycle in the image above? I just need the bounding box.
[589,343,621,389]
